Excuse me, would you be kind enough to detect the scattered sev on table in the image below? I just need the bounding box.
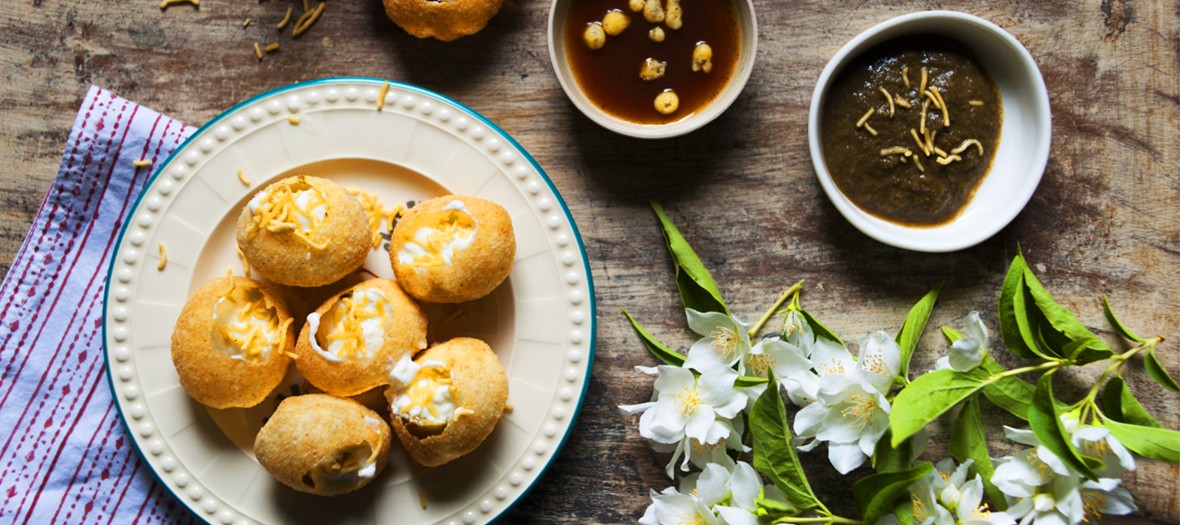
[377,81,390,111]
[292,2,326,37]
[132,159,152,168]
[159,0,199,10]
[237,168,251,187]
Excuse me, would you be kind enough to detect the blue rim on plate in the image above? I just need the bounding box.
[102,77,596,524]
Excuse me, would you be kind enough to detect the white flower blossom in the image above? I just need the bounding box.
[651,417,746,478]
[783,331,900,473]
[992,425,1137,525]
[684,309,752,371]
[935,312,989,372]
[639,462,790,525]
[620,365,747,447]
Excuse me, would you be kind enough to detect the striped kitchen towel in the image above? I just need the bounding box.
[0,86,197,524]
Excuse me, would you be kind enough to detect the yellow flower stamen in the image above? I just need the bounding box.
[840,393,879,432]
[674,386,701,416]
[707,325,739,361]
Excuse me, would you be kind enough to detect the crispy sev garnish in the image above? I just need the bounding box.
[377,81,390,112]
[912,154,925,172]
[248,184,330,250]
[936,154,963,165]
[880,147,912,157]
[894,96,912,109]
[236,243,252,276]
[303,0,310,12]
[856,108,875,128]
[253,42,263,60]
[237,168,251,187]
[930,86,949,126]
[287,115,301,125]
[418,489,428,509]
[924,88,942,109]
[133,159,152,168]
[951,139,984,156]
[242,18,251,28]
[968,100,984,107]
[910,128,928,156]
[504,403,514,412]
[157,243,168,271]
[285,351,300,360]
[159,0,199,10]
[920,99,930,135]
[880,87,895,117]
[918,67,928,97]
[277,6,294,29]
[902,66,910,89]
[863,123,878,136]
[265,42,280,53]
[925,129,936,155]
[349,188,405,248]
[292,2,325,37]
[933,146,948,158]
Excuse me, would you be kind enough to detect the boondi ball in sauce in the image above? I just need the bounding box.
[820,35,1002,226]
[565,0,741,125]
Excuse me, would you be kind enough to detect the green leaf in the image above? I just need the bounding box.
[1102,296,1146,343]
[651,203,729,315]
[1028,373,1099,480]
[942,326,964,344]
[1101,377,1162,428]
[1144,348,1180,393]
[874,429,916,473]
[1102,418,1180,463]
[622,309,686,367]
[754,494,798,521]
[890,370,985,446]
[949,396,1007,511]
[893,497,916,525]
[998,254,1039,359]
[735,375,769,388]
[750,372,821,511]
[797,308,844,346]
[1021,265,1112,360]
[853,462,932,525]
[896,287,940,382]
[977,357,1034,420]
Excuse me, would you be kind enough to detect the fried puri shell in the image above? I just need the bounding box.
[236,176,370,288]
[390,195,515,304]
[388,337,508,467]
[293,279,428,397]
[170,276,294,409]
[381,0,505,42]
[255,394,393,496]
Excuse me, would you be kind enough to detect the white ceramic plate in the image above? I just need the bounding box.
[102,78,595,525]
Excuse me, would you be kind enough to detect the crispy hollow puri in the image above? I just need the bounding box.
[254,394,392,496]
[388,337,508,467]
[382,0,505,42]
[235,175,370,288]
[293,279,428,397]
[390,195,515,303]
[170,277,293,409]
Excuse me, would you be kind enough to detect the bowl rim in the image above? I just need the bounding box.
[807,10,1052,252]
[546,0,759,139]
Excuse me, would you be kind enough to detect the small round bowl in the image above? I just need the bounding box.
[808,11,1050,252]
[547,0,758,139]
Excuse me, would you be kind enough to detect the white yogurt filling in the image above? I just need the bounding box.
[395,200,478,271]
[388,355,456,426]
[211,295,280,362]
[307,289,389,362]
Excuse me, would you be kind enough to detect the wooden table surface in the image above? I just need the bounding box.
[1,1,1177,523]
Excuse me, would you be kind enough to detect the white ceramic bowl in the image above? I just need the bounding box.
[808,11,1050,252]
[547,0,758,139]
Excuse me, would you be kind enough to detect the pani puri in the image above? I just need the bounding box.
[390,195,515,303]
[386,337,508,467]
[254,394,393,496]
[382,0,505,42]
[236,176,370,288]
[170,276,294,409]
[293,279,428,397]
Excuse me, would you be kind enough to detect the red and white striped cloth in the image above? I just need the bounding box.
[0,86,197,524]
